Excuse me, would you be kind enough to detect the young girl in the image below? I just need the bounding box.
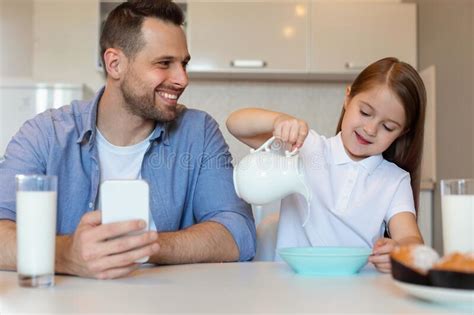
[226,57,426,273]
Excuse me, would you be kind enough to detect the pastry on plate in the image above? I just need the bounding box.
[390,244,439,285]
[429,252,474,290]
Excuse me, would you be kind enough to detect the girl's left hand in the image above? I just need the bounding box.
[369,238,398,273]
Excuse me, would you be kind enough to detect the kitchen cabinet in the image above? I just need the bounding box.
[186,1,417,79]
[310,2,417,73]
[186,1,309,73]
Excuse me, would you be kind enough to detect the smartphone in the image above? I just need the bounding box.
[100,179,150,263]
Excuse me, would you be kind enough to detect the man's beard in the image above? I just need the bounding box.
[120,73,178,123]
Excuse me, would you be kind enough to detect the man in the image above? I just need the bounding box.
[0,0,256,279]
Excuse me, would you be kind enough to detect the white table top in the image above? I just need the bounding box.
[0,262,472,314]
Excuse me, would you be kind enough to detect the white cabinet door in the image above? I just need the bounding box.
[310,2,417,73]
[187,1,309,73]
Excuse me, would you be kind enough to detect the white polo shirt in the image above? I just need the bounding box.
[275,130,415,255]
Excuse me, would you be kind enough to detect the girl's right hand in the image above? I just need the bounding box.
[273,114,309,151]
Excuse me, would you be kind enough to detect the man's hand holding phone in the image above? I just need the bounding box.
[56,180,159,279]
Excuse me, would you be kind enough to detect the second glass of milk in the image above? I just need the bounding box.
[440,179,474,255]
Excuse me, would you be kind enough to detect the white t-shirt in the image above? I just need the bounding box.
[275,130,415,255]
[96,128,157,230]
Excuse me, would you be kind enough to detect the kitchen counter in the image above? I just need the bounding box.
[0,262,471,314]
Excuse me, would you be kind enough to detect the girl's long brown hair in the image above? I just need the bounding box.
[336,57,427,212]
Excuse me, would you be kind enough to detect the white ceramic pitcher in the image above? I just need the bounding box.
[233,137,312,206]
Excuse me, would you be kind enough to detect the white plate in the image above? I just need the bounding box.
[394,280,474,305]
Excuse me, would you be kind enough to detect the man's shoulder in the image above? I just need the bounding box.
[167,107,225,150]
[177,106,214,123]
[31,99,91,125]
[18,98,94,146]
[50,99,92,120]
[174,106,219,131]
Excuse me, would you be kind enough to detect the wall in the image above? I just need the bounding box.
[408,0,473,180]
[405,0,474,253]
[0,0,33,79]
[32,0,104,90]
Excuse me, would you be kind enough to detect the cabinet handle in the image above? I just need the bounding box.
[230,60,267,68]
[345,62,366,70]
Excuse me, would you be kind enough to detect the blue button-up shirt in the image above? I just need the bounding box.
[0,88,256,261]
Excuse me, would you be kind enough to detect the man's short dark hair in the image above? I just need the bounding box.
[99,0,185,75]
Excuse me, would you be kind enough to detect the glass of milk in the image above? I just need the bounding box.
[16,175,57,288]
[440,179,474,254]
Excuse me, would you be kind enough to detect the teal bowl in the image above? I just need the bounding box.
[277,247,372,276]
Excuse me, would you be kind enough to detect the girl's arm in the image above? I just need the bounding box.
[388,212,424,245]
[369,212,423,273]
[226,108,309,150]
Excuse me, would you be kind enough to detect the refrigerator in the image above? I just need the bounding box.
[0,81,87,158]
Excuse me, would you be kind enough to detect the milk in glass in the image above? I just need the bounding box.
[16,174,57,288]
[441,194,474,254]
[17,191,57,275]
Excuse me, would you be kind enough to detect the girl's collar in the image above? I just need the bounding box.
[330,132,383,175]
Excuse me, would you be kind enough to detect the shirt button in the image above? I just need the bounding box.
[89,202,94,209]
